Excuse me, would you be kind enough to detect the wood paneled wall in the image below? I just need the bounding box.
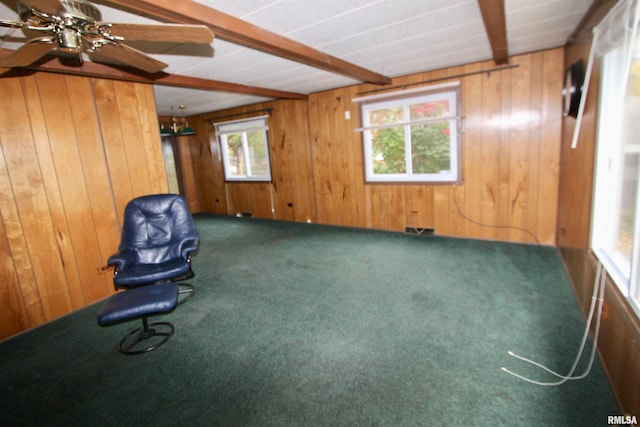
[185,49,563,245]
[189,99,317,223]
[0,73,168,340]
[558,20,640,416]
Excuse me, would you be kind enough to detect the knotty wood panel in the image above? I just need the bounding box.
[0,156,31,337]
[93,79,135,220]
[460,62,484,239]
[0,76,71,324]
[93,79,168,222]
[172,136,200,212]
[65,76,121,297]
[36,73,111,304]
[0,73,167,340]
[189,116,227,214]
[269,99,316,223]
[311,88,367,227]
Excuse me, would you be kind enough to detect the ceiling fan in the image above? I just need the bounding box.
[0,0,214,73]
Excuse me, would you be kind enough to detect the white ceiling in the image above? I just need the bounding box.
[0,0,593,116]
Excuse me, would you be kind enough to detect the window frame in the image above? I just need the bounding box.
[357,83,462,184]
[591,0,640,319]
[215,116,272,182]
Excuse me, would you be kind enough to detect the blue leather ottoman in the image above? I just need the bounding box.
[97,282,179,355]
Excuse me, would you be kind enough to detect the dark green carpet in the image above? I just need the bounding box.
[0,215,619,426]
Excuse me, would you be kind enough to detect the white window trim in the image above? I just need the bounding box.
[357,84,461,183]
[591,0,640,319]
[215,116,272,182]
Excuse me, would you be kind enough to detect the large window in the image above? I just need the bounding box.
[592,0,640,317]
[215,116,272,182]
[358,83,461,183]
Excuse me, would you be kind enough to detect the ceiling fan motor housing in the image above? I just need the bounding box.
[16,0,102,53]
[56,27,82,52]
[17,0,102,23]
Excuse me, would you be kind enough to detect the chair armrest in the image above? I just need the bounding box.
[107,249,137,271]
[180,238,200,259]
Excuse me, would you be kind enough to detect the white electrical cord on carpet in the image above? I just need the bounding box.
[501,261,606,386]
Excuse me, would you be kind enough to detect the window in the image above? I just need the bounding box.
[161,137,181,194]
[357,83,461,183]
[592,0,640,317]
[215,116,272,182]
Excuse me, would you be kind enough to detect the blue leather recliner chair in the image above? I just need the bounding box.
[97,194,200,354]
[108,193,200,294]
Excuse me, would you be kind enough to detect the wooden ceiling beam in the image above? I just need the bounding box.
[567,0,618,45]
[477,0,509,65]
[96,0,392,85]
[0,48,308,100]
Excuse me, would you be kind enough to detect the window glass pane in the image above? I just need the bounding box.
[615,44,640,267]
[410,99,450,119]
[225,133,246,177]
[216,116,271,181]
[411,121,451,174]
[371,127,406,174]
[617,155,638,260]
[161,137,180,194]
[627,47,640,303]
[247,131,269,176]
[369,107,404,126]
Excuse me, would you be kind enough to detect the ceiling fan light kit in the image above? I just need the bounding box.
[0,0,214,73]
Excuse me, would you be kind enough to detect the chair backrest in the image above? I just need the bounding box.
[120,194,199,264]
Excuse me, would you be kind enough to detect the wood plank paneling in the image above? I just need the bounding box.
[430,67,460,237]
[65,76,120,298]
[36,73,108,304]
[189,100,316,222]
[93,79,135,220]
[20,74,87,309]
[480,61,502,241]
[0,158,30,337]
[0,73,167,340]
[538,49,563,243]
[0,76,71,322]
[138,83,169,196]
[508,54,533,243]
[462,61,485,239]
[172,136,199,212]
[186,50,562,245]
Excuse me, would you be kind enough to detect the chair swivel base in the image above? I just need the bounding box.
[178,283,195,305]
[97,282,179,355]
[119,318,174,355]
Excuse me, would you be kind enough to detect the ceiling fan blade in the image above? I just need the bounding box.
[19,0,66,16]
[91,42,168,73]
[0,19,26,29]
[105,23,214,44]
[0,39,56,67]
